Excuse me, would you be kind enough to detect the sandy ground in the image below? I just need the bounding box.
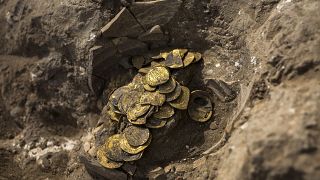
[0,0,319,179]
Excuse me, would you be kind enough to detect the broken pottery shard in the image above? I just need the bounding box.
[79,156,127,180]
[138,25,169,43]
[88,75,105,96]
[112,37,148,56]
[130,0,182,29]
[205,79,236,102]
[101,7,145,38]
[88,44,117,77]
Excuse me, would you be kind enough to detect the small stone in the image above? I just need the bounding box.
[101,7,145,38]
[83,142,91,152]
[88,146,96,157]
[148,167,166,179]
[164,164,174,173]
[130,0,182,29]
[209,122,218,130]
[10,106,24,117]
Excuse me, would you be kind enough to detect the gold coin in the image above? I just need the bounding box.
[164,52,183,69]
[183,52,195,67]
[127,104,150,121]
[172,49,188,58]
[161,52,170,59]
[169,86,190,110]
[143,83,156,91]
[192,52,202,63]
[132,56,145,69]
[145,66,170,86]
[128,116,147,125]
[119,90,141,114]
[119,134,152,154]
[122,151,144,162]
[166,82,182,102]
[105,103,122,122]
[128,106,155,125]
[140,91,166,106]
[123,126,150,147]
[188,90,213,122]
[109,86,128,108]
[104,134,127,162]
[152,103,175,119]
[150,61,165,67]
[97,147,123,169]
[158,77,176,94]
[142,76,156,91]
[153,52,169,59]
[146,117,167,129]
[104,134,145,162]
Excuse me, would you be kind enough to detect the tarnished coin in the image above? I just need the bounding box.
[142,76,156,91]
[104,134,145,162]
[152,103,175,119]
[164,52,183,69]
[128,106,155,125]
[105,134,127,162]
[183,52,195,67]
[119,134,152,154]
[132,56,145,69]
[97,147,123,169]
[146,117,167,129]
[131,74,145,87]
[105,103,122,122]
[169,86,190,110]
[122,151,144,162]
[192,52,202,63]
[127,104,150,121]
[123,126,150,147]
[109,87,129,108]
[158,77,176,94]
[119,90,141,114]
[151,112,181,139]
[128,116,147,125]
[188,90,213,122]
[172,49,188,58]
[140,91,166,106]
[145,66,170,86]
[166,82,182,102]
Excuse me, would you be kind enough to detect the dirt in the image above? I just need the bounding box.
[0,0,319,179]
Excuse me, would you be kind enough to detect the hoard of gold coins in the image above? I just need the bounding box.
[97,49,214,169]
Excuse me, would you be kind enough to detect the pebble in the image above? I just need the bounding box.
[83,142,91,152]
[148,167,165,179]
[209,122,218,130]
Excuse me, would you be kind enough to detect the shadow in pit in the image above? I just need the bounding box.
[39,106,80,137]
